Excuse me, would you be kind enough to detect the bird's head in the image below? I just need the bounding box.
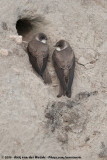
[35,33,48,44]
[54,40,69,51]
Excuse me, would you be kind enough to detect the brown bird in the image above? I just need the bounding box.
[52,40,75,98]
[27,33,52,84]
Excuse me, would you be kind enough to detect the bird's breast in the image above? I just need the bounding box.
[57,57,72,69]
[56,52,73,69]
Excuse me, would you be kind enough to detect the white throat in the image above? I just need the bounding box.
[36,37,46,44]
[41,39,46,44]
[56,47,61,51]
[56,45,68,51]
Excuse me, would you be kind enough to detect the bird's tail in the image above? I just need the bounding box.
[42,68,52,84]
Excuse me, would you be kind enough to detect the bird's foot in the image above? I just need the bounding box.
[63,91,66,96]
[66,91,71,98]
[57,94,63,98]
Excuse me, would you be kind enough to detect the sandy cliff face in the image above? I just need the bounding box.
[0,0,107,159]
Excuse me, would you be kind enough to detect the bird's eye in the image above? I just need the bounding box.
[58,44,62,47]
[42,36,46,40]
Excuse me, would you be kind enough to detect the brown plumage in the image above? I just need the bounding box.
[52,40,75,98]
[27,33,52,84]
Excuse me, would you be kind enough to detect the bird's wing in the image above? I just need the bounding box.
[40,54,49,75]
[27,46,40,74]
[67,56,75,91]
[27,46,48,76]
[52,52,67,90]
[38,46,49,75]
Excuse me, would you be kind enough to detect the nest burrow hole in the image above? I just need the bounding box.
[16,16,44,41]
[16,18,35,41]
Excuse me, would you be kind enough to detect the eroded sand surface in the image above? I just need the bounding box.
[0,0,107,159]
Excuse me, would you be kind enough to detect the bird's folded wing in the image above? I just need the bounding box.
[52,53,67,90]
